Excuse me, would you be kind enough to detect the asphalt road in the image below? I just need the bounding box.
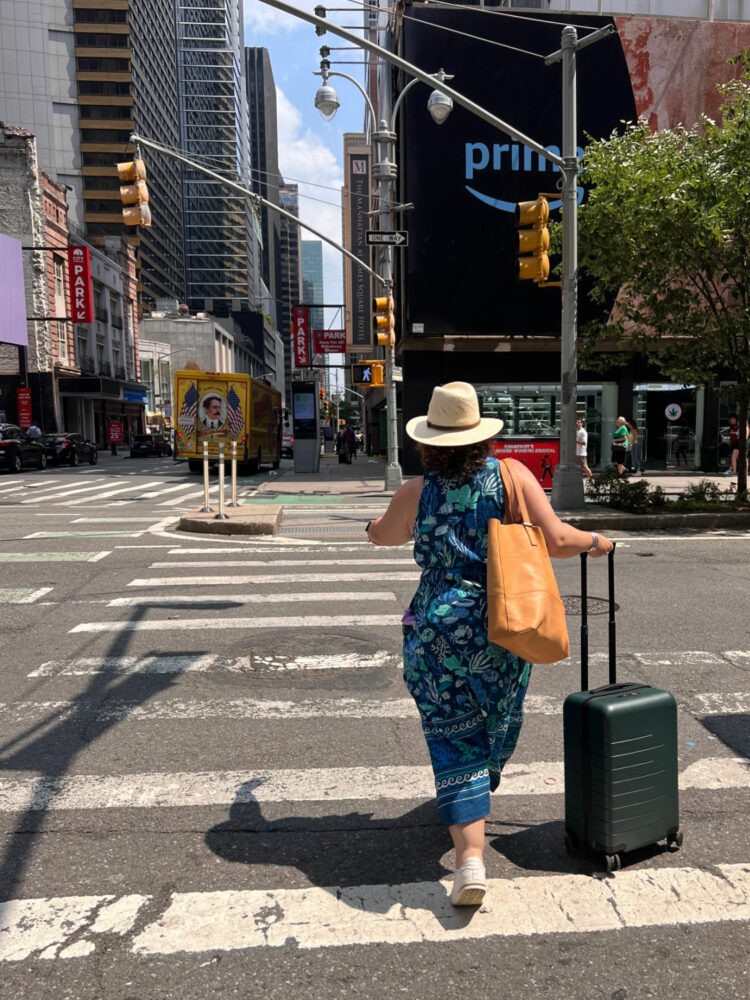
[0,457,749,999]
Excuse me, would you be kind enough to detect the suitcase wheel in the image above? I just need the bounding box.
[604,852,622,873]
[667,829,684,851]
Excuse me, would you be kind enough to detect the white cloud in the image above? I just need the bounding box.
[276,87,346,345]
[245,0,320,36]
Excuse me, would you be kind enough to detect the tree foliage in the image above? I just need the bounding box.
[575,56,750,492]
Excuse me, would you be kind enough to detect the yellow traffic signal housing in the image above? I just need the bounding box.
[515,196,549,283]
[117,158,151,227]
[373,295,395,350]
[351,362,384,387]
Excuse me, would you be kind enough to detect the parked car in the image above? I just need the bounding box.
[39,432,98,466]
[281,431,294,458]
[0,424,47,473]
[130,433,172,458]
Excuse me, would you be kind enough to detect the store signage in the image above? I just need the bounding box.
[492,439,560,489]
[293,306,310,367]
[123,388,147,403]
[67,246,93,323]
[16,387,32,428]
[665,404,682,421]
[313,329,346,353]
[108,421,123,444]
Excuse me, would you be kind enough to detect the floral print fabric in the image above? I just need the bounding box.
[403,456,531,826]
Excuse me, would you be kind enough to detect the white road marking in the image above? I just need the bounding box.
[0,758,747,812]
[0,694,561,725]
[0,587,53,604]
[0,552,109,563]
[159,487,220,507]
[63,481,165,505]
[87,551,111,562]
[69,614,401,634]
[127,572,419,587]
[149,558,417,569]
[3,865,750,961]
[24,530,144,539]
[0,894,149,962]
[107,591,397,607]
[18,481,121,504]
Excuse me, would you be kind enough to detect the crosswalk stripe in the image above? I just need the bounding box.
[25,530,144,539]
[0,552,110,563]
[128,572,419,587]
[149,558,417,568]
[18,480,119,503]
[63,481,165,505]
[69,614,402,633]
[1,758,747,813]
[0,694,568,724]
[0,587,53,604]
[107,591,398,607]
[3,863,749,961]
[159,488,219,507]
[27,651,400,677]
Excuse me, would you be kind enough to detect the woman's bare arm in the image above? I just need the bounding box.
[367,476,424,546]
[508,460,613,558]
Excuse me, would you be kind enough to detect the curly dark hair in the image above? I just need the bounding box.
[416,438,494,481]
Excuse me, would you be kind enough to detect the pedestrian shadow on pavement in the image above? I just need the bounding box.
[0,601,228,901]
[700,713,750,759]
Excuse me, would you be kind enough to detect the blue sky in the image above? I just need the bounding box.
[245,0,369,387]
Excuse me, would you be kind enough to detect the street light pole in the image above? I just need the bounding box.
[550,25,582,510]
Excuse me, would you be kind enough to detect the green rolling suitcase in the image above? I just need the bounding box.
[563,548,683,872]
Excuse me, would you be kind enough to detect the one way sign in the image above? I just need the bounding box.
[365,230,409,247]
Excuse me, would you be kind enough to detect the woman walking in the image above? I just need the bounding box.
[367,382,613,906]
[628,420,642,475]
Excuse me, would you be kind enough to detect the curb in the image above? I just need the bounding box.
[564,511,750,531]
[178,505,283,535]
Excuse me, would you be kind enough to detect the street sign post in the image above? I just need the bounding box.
[365,231,409,247]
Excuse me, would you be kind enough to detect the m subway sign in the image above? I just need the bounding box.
[401,8,636,338]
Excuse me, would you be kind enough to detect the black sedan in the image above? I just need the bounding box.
[130,433,172,458]
[0,424,47,473]
[39,432,98,466]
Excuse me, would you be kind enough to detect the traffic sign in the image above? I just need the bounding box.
[365,231,408,246]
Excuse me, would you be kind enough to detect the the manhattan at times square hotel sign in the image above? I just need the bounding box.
[400,8,637,338]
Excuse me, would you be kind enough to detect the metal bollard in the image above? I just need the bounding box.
[199,441,213,513]
[214,442,229,520]
[227,438,240,507]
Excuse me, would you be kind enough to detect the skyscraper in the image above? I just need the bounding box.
[301,238,324,338]
[176,0,261,314]
[246,47,282,310]
[279,182,301,404]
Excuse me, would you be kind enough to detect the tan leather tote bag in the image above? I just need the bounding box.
[486,459,570,663]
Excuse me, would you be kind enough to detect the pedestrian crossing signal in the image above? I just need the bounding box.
[117,158,151,227]
[351,362,384,387]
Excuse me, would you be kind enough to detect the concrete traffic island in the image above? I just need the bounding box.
[178,504,283,535]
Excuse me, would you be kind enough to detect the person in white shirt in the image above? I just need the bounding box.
[27,423,42,438]
[576,418,593,478]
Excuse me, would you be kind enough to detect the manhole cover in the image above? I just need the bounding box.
[560,596,619,616]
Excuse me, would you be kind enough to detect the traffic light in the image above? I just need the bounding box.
[373,295,395,350]
[117,158,151,227]
[351,362,384,387]
[515,196,549,283]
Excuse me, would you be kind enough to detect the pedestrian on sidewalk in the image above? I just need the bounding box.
[611,416,628,476]
[628,420,642,475]
[366,381,614,907]
[575,418,593,479]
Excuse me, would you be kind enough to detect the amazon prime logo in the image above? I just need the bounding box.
[465,141,584,212]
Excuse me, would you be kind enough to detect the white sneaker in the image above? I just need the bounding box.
[449,859,487,906]
[724,469,734,476]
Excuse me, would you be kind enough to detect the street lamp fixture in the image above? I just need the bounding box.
[426,86,453,125]
[314,81,340,120]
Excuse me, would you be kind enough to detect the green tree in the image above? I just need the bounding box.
[575,57,750,495]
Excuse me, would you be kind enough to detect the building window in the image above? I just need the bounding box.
[58,322,69,362]
[54,258,65,298]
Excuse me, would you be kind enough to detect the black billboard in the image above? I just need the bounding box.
[400,7,637,338]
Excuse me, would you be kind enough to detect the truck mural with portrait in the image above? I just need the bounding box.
[174,370,281,474]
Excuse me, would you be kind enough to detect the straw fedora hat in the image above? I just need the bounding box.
[406,381,503,447]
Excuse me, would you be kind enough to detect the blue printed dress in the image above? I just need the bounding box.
[403,456,531,827]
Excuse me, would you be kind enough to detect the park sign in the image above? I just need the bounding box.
[313,329,347,354]
[68,246,93,323]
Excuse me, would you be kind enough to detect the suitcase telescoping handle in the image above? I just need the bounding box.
[579,545,616,691]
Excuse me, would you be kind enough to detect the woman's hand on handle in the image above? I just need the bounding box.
[588,533,614,557]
